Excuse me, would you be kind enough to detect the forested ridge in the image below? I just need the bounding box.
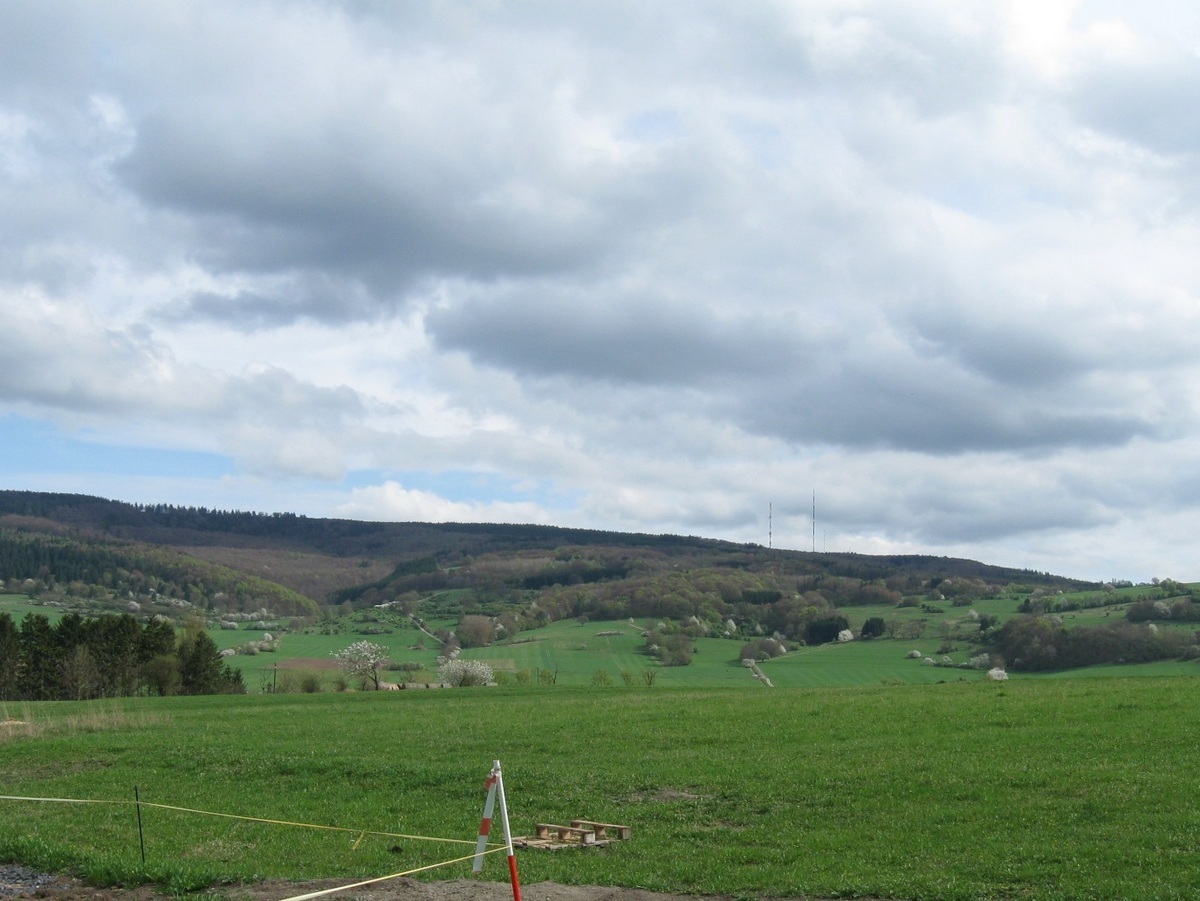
[0,490,1094,617]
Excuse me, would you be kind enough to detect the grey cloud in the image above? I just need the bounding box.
[218,366,364,429]
[0,291,363,435]
[119,118,593,289]
[906,305,1098,389]
[1070,40,1200,156]
[160,275,379,331]
[805,454,1121,546]
[105,5,718,308]
[743,362,1151,455]
[0,4,98,93]
[0,290,185,417]
[895,491,1114,545]
[431,268,1157,455]
[427,283,805,387]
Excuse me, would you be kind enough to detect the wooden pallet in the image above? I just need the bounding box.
[516,819,631,850]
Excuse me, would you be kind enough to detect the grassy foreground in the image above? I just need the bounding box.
[3,678,1199,900]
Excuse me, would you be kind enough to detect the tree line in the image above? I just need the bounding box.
[0,611,244,701]
[986,615,1198,671]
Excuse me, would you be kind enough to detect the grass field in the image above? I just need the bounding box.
[3,677,1200,900]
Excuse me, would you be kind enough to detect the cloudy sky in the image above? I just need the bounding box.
[2,1,1198,583]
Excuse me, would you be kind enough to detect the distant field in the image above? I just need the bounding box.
[209,621,445,690]
[471,618,985,687]
[0,593,54,622]
[3,677,1200,900]
[5,589,1200,689]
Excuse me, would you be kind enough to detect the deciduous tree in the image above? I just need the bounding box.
[332,640,391,690]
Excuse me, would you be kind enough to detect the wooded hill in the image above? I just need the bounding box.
[1,489,1094,626]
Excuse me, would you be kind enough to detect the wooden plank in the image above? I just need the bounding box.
[516,836,610,851]
[535,823,596,844]
[571,820,632,840]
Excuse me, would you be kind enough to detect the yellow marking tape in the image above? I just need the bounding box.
[277,847,509,901]
[0,795,496,847]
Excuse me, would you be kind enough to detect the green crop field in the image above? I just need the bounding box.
[3,677,1200,900]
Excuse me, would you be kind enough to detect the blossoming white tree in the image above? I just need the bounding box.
[332,640,391,690]
[437,657,494,687]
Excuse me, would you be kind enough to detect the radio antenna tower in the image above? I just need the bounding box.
[768,502,772,549]
[812,492,816,553]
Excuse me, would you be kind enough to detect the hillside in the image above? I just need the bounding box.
[0,489,1093,615]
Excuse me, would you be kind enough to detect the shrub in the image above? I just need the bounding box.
[805,613,850,645]
[898,621,926,640]
[457,614,494,648]
[739,638,786,661]
[658,633,694,666]
[275,671,298,693]
[300,673,322,693]
[860,617,886,639]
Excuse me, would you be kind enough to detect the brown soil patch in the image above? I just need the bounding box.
[0,875,783,901]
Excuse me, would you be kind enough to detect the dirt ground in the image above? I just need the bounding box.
[2,869,761,901]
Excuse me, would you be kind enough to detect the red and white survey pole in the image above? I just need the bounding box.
[474,760,522,901]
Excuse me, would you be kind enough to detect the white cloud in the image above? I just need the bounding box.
[336,481,553,525]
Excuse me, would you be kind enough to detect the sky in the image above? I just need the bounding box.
[2,1,1198,584]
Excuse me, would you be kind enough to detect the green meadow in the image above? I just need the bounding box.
[4,677,1200,901]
